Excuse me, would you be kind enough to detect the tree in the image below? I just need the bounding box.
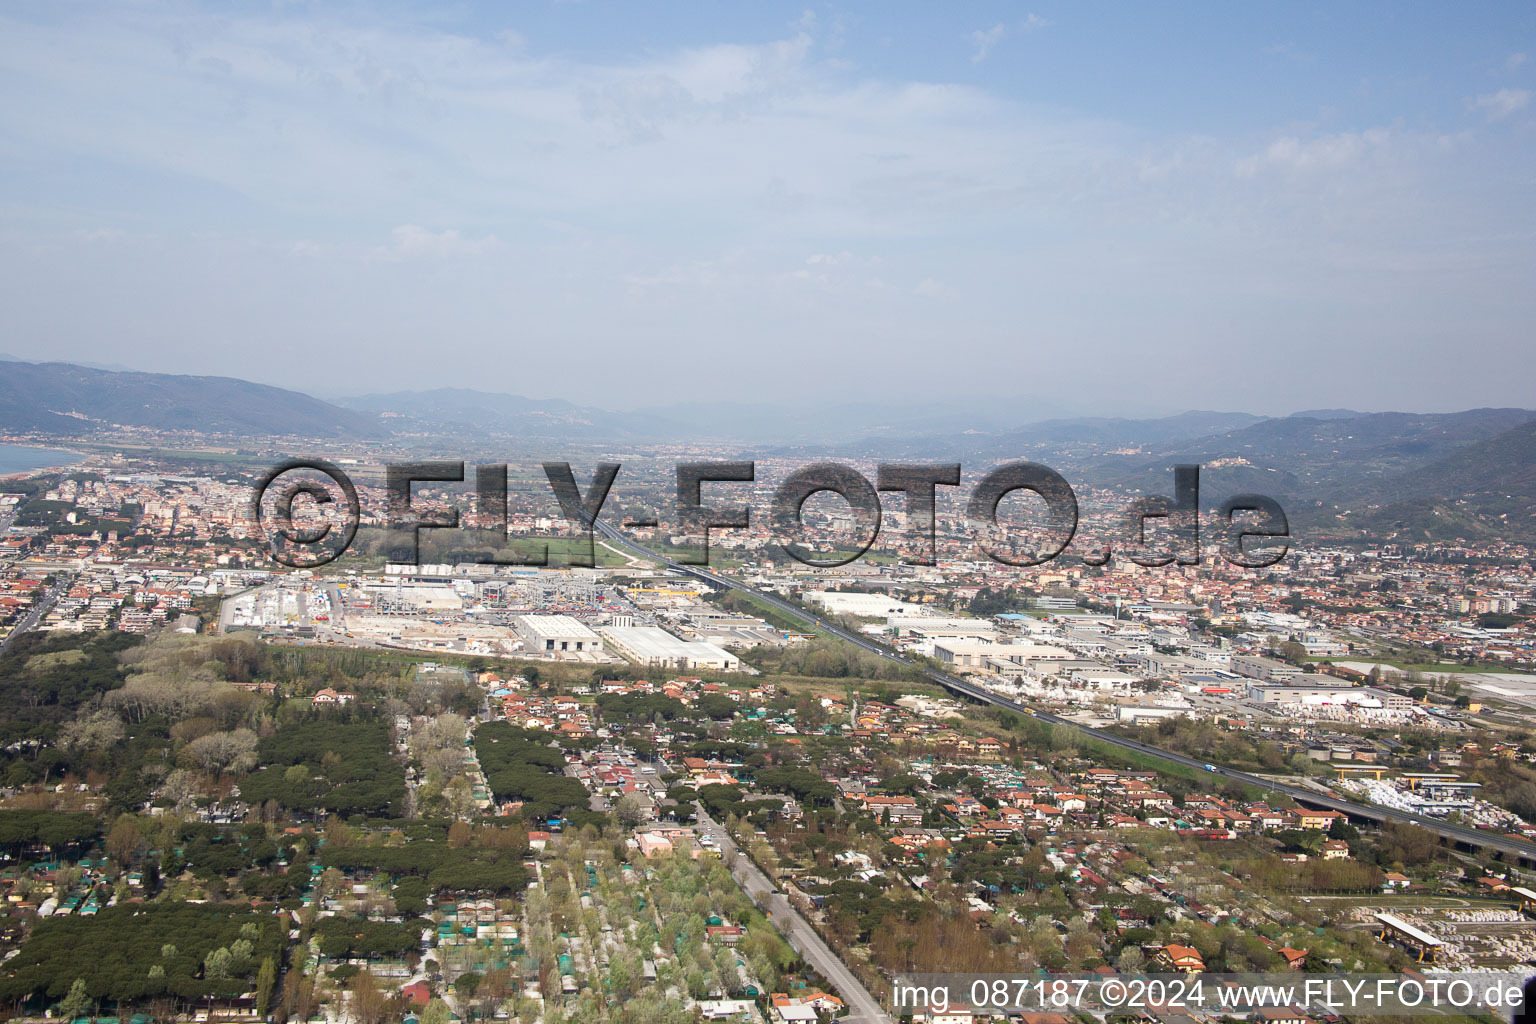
[421,998,451,1024]
[256,957,276,1017]
[411,714,469,779]
[443,775,476,820]
[58,710,125,756]
[454,972,482,1000]
[204,946,233,979]
[180,728,259,774]
[349,969,390,1024]
[1278,641,1307,664]
[58,977,90,1022]
[615,792,651,827]
[878,773,923,796]
[106,815,141,868]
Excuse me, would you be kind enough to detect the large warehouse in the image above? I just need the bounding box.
[1246,682,1413,710]
[933,640,1073,669]
[803,591,927,618]
[600,625,740,671]
[514,614,603,655]
[1231,654,1304,683]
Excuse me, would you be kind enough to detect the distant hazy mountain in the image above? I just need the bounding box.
[1288,408,1368,421]
[1319,417,1536,542]
[335,388,685,440]
[1086,409,1536,542]
[812,409,1269,460]
[0,352,147,372]
[1001,410,1269,446]
[0,361,377,438]
[633,397,1083,444]
[334,392,1090,444]
[1157,408,1531,468]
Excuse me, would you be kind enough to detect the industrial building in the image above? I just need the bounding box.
[601,625,740,671]
[1247,681,1413,710]
[1231,654,1305,683]
[890,617,999,642]
[514,614,603,654]
[933,640,1073,670]
[1246,680,1358,703]
[802,591,927,618]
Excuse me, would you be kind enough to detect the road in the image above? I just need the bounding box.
[695,807,893,1024]
[0,573,69,654]
[592,519,1536,866]
[564,744,888,1019]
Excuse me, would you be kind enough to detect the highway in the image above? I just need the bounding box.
[593,519,1536,866]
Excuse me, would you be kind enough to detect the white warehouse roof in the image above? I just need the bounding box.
[515,614,601,639]
[600,625,738,668]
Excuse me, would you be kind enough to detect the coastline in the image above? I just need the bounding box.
[0,443,88,482]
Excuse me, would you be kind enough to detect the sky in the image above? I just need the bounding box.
[0,2,1533,417]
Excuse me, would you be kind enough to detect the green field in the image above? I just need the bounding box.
[498,536,633,567]
[1308,656,1509,675]
[716,590,827,637]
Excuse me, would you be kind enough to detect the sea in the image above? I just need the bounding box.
[0,444,79,477]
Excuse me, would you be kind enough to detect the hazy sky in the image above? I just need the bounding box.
[1,2,1533,415]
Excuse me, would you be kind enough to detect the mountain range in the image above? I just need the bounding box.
[334,388,676,440]
[0,360,376,438]
[2,358,1534,542]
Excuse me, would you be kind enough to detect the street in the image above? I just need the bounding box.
[0,573,70,654]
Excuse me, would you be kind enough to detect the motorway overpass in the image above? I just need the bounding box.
[593,519,1536,867]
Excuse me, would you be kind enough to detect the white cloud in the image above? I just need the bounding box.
[1234,129,1391,175]
[1020,13,1052,32]
[383,225,499,260]
[1508,52,1528,72]
[970,24,1004,63]
[1264,42,1314,64]
[73,228,125,243]
[1471,87,1531,120]
[287,226,499,262]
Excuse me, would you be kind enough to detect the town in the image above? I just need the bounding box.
[2,442,1536,1024]
[3,4,1535,1020]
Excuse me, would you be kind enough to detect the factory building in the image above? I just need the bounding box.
[1247,682,1413,710]
[1231,654,1304,683]
[514,614,603,654]
[601,625,740,671]
[933,641,1073,669]
[802,591,927,618]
